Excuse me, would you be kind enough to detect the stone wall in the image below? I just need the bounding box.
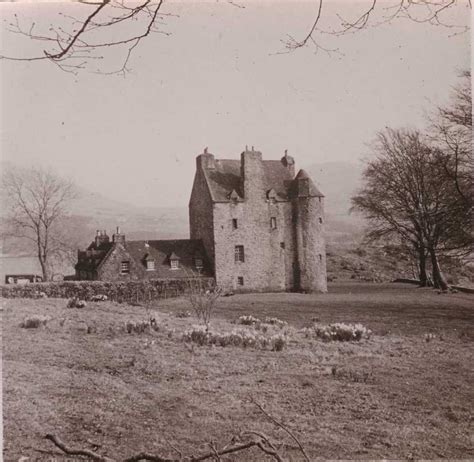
[189,158,215,271]
[97,243,146,282]
[293,196,327,292]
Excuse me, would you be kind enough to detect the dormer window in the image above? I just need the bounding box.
[144,253,155,271]
[169,252,180,270]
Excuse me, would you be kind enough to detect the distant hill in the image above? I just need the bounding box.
[1,161,367,267]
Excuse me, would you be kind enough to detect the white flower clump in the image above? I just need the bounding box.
[306,322,371,342]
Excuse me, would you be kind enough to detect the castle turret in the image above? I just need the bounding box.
[290,169,327,293]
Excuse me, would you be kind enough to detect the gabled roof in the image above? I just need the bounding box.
[289,169,325,198]
[76,239,211,278]
[203,159,294,202]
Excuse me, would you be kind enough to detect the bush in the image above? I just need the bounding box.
[307,322,371,342]
[67,298,87,309]
[271,334,287,351]
[20,315,50,328]
[91,294,108,302]
[186,278,221,327]
[182,326,287,351]
[237,315,261,326]
[125,317,159,334]
[263,317,288,329]
[1,278,215,302]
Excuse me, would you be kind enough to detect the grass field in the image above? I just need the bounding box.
[2,282,474,461]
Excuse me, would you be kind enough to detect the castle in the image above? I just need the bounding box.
[75,147,327,293]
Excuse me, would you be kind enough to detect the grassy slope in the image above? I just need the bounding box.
[2,283,474,461]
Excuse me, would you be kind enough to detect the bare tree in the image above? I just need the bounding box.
[1,165,77,281]
[352,128,470,290]
[0,0,469,74]
[430,70,472,207]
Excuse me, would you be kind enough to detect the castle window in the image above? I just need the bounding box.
[270,217,277,229]
[319,217,323,224]
[235,245,245,263]
[232,218,238,230]
[237,276,244,286]
[280,242,285,249]
[120,261,130,274]
[146,260,155,271]
[319,254,323,261]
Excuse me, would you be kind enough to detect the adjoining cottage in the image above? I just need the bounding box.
[76,146,327,293]
[75,228,211,281]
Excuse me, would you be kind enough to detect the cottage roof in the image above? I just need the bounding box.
[76,239,211,278]
[203,159,295,202]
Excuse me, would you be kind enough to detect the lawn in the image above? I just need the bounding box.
[2,282,474,461]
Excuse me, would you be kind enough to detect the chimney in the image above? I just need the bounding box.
[241,146,264,200]
[281,149,295,177]
[196,147,215,170]
[113,226,125,244]
[95,229,110,248]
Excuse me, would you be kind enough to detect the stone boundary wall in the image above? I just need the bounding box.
[0,278,215,302]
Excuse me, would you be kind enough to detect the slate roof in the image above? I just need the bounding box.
[203,159,295,202]
[289,169,325,198]
[76,239,211,278]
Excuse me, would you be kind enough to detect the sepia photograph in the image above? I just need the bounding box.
[0,0,472,460]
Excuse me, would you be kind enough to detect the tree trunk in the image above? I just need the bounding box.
[418,248,428,287]
[429,249,448,290]
[38,254,49,282]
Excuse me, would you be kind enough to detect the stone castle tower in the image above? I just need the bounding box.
[189,147,327,293]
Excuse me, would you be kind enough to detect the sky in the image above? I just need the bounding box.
[0,0,470,208]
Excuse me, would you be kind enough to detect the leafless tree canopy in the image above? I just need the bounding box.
[1,165,77,281]
[351,128,471,290]
[1,0,470,74]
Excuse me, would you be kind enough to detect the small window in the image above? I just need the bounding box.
[146,260,155,271]
[232,218,238,230]
[280,242,285,249]
[170,259,179,270]
[120,261,130,274]
[319,254,323,261]
[237,276,244,286]
[195,258,203,269]
[319,217,323,224]
[235,245,245,263]
[270,217,277,229]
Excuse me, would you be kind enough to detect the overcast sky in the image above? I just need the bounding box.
[0,1,470,207]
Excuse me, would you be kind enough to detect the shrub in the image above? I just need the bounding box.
[175,310,192,318]
[308,322,371,342]
[182,326,286,351]
[67,298,87,309]
[91,294,108,302]
[271,334,287,351]
[263,317,288,329]
[186,278,221,327]
[1,278,215,302]
[20,315,50,328]
[125,317,160,334]
[238,315,261,326]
